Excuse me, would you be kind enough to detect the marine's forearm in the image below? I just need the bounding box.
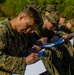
[0,51,26,74]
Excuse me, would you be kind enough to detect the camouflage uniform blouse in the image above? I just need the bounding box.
[0,18,33,75]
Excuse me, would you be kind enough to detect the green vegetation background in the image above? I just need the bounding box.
[0,0,74,20]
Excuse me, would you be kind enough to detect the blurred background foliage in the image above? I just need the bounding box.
[0,0,74,20]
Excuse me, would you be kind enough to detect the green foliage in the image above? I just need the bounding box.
[0,0,6,4]
[63,5,74,19]
[0,0,74,19]
[1,0,26,17]
[64,0,74,5]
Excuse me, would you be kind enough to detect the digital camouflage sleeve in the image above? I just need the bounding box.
[0,19,26,75]
[0,19,60,75]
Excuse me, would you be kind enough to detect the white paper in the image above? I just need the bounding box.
[39,48,45,52]
[24,60,46,75]
[69,38,74,46]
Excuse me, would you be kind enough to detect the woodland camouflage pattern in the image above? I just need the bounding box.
[45,4,56,12]
[32,21,74,75]
[0,18,29,75]
[0,18,60,75]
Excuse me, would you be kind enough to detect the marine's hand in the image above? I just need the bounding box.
[63,34,68,39]
[25,53,38,65]
[37,37,47,45]
[31,45,42,53]
[63,33,73,40]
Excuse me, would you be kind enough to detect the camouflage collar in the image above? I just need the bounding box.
[4,18,16,37]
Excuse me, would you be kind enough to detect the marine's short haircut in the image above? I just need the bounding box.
[21,5,43,25]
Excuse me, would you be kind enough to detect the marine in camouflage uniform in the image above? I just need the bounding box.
[58,16,66,29]
[45,4,59,16]
[69,19,74,32]
[32,12,59,43]
[67,19,74,75]
[57,19,74,75]
[32,12,74,75]
[0,18,60,75]
[30,12,60,74]
[0,6,60,75]
[0,18,27,75]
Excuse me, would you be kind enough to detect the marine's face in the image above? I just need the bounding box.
[59,17,65,24]
[66,22,72,30]
[43,19,53,30]
[45,11,50,16]
[17,15,35,34]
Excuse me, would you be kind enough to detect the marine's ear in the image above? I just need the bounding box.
[19,13,26,21]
